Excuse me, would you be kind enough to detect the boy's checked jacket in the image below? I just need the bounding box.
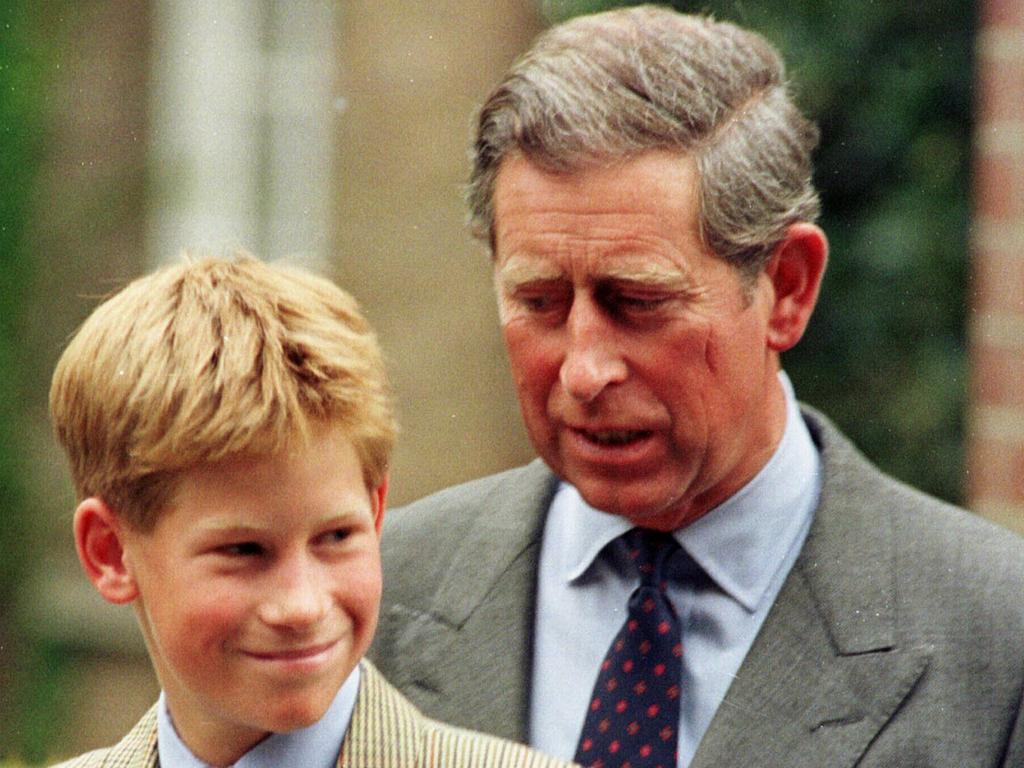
[50,660,577,768]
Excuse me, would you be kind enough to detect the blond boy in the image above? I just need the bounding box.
[49,254,574,768]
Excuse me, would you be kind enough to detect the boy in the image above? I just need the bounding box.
[49,253,575,768]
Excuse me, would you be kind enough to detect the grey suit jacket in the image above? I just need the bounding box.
[371,410,1024,767]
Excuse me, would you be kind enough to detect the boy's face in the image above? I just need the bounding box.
[119,427,385,762]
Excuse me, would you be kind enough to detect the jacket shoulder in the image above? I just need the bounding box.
[48,706,158,768]
[804,405,1024,554]
[804,405,1024,619]
[351,660,576,767]
[381,461,554,550]
[387,461,551,520]
[49,750,110,768]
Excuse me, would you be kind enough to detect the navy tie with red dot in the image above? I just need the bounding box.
[574,529,682,768]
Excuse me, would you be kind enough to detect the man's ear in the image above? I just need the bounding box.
[74,497,139,605]
[765,222,828,352]
[370,474,389,535]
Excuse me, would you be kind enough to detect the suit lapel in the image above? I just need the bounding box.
[98,705,159,767]
[384,460,557,742]
[690,410,930,768]
[338,661,424,768]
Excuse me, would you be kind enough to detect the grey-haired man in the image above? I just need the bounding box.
[371,7,1024,767]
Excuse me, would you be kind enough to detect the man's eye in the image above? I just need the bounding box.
[524,297,549,311]
[595,284,669,316]
[618,295,667,311]
[518,293,559,312]
[601,289,669,314]
[504,279,569,311]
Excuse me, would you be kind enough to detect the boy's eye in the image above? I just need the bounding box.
[318,528,352,546]
[221,542,264,557]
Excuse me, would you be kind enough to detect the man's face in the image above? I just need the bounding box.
[493,151,787,530]
[120,427,385,762]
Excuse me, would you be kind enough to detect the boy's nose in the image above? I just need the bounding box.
[258,558,329,629]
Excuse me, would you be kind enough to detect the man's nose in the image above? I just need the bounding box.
[258,554,329,630]
[559,298,627,402]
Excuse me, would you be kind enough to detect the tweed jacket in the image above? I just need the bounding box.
[50,660,576,768]
[371,408,1024,767]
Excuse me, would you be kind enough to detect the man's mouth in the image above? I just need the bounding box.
[577,428,652,446]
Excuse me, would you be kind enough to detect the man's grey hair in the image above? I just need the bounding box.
[467,4,821,276]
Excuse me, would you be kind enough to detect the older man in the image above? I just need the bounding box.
[370,6,1024,768]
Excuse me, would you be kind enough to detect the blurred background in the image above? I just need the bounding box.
[1,0,1022,761]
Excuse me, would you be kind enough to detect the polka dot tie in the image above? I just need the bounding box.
[574,529,682,768]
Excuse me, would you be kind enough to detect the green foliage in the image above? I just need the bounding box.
[0,0,42,601]
[3,642,76,765]
[0,2,63,759]
[543,0,973,502]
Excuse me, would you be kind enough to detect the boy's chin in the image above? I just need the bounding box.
[262,699,335,733]
[250,654,359,731]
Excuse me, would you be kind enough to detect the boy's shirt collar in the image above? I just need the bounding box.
[156,663,361,768]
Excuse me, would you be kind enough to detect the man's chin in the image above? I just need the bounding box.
[569,478,690,530]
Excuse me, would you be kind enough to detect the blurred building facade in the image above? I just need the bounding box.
[22,0,541,757]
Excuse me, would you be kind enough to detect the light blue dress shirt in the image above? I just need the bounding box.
[529,373,821,768]
[156,663,360,768]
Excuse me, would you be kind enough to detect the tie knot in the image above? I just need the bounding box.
[624,529,679,588]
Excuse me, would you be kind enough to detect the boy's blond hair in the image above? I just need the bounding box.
[50,252,396,531]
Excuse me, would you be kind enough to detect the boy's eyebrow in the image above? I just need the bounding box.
[193,508,372,535]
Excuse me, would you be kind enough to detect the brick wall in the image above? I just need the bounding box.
[967,0,1024,534]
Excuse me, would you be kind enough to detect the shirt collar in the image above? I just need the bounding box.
[550,372,820,612]
[156,663,360,768]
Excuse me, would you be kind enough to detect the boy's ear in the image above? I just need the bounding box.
[371,474,389,535]
[73,497,139,605]
[764,222,828,352]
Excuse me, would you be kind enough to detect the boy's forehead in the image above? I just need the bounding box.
[157,429,374,527]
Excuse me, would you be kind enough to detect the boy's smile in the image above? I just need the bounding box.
[116,426,386,765]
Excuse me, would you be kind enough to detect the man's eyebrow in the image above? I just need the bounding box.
[192,508,371,535]
[598,262,692,290]
[496,257,693,291]
[495,260,563,289]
